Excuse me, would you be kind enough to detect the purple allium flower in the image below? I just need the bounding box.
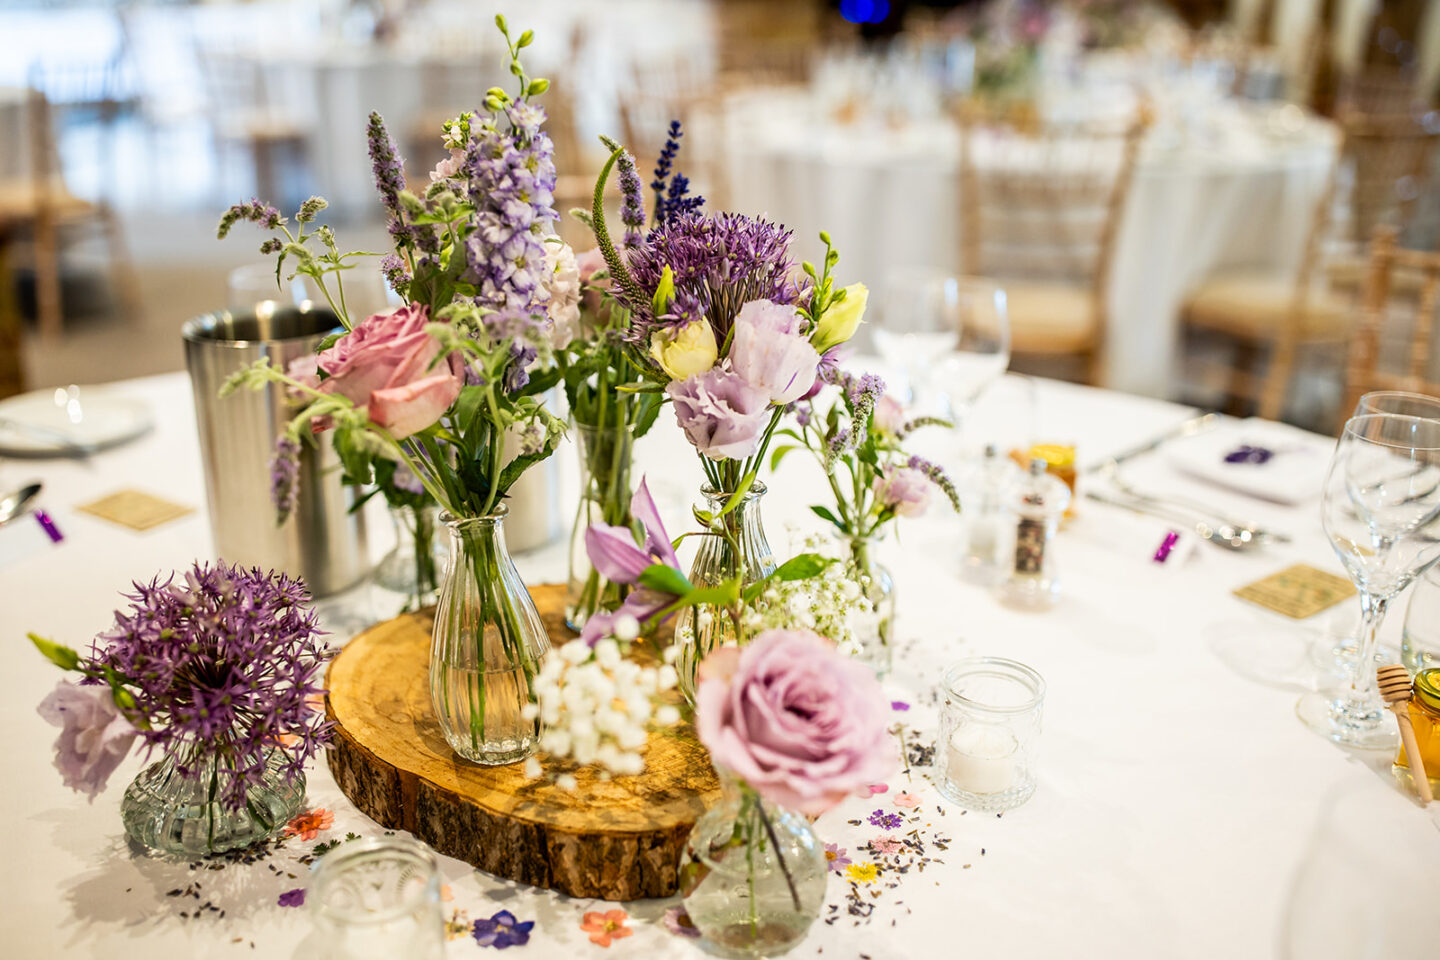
[666,367,772,461]
[906,455,963,512]
[868,809,903,830]
[472,909,534,949]
[823,842,852,873]
[216,198,284,239]
[727,299,820,404]
[86,561,333,811]
[277,888,306,908]
[662,906,701,938]
[36,681,137,800]
[269,436,302,524]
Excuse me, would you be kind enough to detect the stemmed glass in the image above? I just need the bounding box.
[1297,414,1440,748]
[873,271,1010,425]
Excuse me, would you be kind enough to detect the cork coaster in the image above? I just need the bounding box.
[77,489,194,531]
[1233,564,1356,619]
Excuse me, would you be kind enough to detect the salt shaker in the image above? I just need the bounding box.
[1001,457,1070,609]
[958,444,1020,586]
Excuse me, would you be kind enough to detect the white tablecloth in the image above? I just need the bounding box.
[3,371,1438,958]
[721,90,1338,400]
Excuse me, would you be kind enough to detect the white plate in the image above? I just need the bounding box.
[0,385,153,457]
[1163,417,1329,505]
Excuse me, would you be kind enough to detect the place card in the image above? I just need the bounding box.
[77,489,193,532]
[1233,564,1356,619]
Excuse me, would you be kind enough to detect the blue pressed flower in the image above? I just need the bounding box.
[473,909,535,949]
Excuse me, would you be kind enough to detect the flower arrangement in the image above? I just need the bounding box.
[29,561,331,851]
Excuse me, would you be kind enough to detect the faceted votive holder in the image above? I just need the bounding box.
[308,836,444,960]
[936,657,1045,812]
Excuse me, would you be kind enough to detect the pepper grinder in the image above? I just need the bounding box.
[1001,457,1071,610]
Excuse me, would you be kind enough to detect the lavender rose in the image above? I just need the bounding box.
[727,299,820,404]
[873,465,932,517]
[37,681,137,801]
[666,368,771,461]
[696,629,895,814]
[316,302,465,440]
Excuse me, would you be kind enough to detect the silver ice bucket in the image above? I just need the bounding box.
[183,305,370,596]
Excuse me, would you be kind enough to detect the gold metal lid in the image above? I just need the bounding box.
[1415,669,1440,712]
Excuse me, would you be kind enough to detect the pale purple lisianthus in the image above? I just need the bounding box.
[316,303,465,440]
[666,368,771,461]
[727,299,819,404]
[873,394,905,435]
[37,681,137,801]
[695,628,896,815]
[873,465,932,518]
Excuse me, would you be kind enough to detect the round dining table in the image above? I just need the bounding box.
[2,369,1436,958]
[720,87,1338,402]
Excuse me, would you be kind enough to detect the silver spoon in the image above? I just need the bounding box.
[0,482,42,526]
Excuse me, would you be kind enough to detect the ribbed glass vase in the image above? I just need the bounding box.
[678,772,827,957]
[428,507,550,765]
[674,483,777,701]
[374,502,447,613]
[120,747,305,856]
[565,421,636,633]
[846,534,896,677]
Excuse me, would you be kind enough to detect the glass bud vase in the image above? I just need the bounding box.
[678,772,827,957]
[565,421,636,633]
[429,507,550,765]
[374,502,447,612]
[120,748,305,856]
[846,535,896,677]
[674,483,777,701]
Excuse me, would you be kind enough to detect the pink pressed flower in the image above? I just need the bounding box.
[862,783,889,796]
[824,842,852,873]
[284,807,334,841]
[893,791,921,809]
[870,837,902,856]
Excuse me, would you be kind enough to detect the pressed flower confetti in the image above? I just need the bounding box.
[845,862,879,884]
[581,909,632,947]
[284,808,334,841]
[868,809,903,830]
[662,907,701,938]
[893,792,921,809]
[473,909,535,949]
[824,842,852,873]
[277,888,305,908]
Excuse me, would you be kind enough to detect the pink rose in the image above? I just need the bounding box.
[37,681,137,801]
[873,465,932,518]
[316,303,464,440]
[696,628,896,815]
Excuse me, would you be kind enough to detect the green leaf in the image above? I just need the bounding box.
[808,504,842,528]
[315,331,343,352]
[333,427,374,485]
[679,581,741,609]
[28,633,79,671]
[769,445,797,472]
[616,382,665,394]
[771,552,834,582]
[716,472,756,520]
[638,564,692,597]
[631,394,662,440]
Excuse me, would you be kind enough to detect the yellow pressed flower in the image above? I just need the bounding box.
[845,862,880,884]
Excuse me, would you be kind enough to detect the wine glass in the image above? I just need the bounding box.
[873,270,1010,424]
[1402,563,1440,675]
[1297,414,1440,749]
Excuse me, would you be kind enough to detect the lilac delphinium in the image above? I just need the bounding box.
[87,561,333,810]
[269,436,302,523]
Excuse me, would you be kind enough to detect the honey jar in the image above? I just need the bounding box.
[1009,444,1076,517]
[1393,668,1440,791]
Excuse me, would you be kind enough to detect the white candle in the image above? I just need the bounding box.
[945,724,1018,795]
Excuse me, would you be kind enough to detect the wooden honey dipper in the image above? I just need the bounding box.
[1377,665,1433,804]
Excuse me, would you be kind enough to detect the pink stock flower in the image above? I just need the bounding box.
[316,302,465,440]
[541,241,581,349]
[36,681,137,801]
[726,299,820,404]
[666,367,772,461]
[695,628,896,815]
[873,465,933,518]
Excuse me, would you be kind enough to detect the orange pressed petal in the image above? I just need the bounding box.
[610,926,633,940]
[604,909,628,923]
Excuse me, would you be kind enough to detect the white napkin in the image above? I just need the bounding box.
[1163,417,1329,506]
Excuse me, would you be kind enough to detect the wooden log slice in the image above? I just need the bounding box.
[325,582,719,900]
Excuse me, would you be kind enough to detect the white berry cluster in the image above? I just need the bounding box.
[521,638,681,787]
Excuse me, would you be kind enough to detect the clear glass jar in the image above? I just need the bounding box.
[1393,668,1440,794]
[674,484,777,701]
[845,534,895,676]
[374,502,447,613]
[429,507,550,765]
[1001,458,1070,609]
[936,656,1045,812]
[957,444,1020,586]
[308,836,444,960]
[1401,564,1440,675]
[678,772,827,958]
[565,420,636,632]
[120,747,305,856]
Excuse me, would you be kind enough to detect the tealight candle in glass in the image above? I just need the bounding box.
[936,657,1045,812]
[308,836,445,960]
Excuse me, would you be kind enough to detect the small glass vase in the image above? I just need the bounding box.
[678,772,827,958]
[374,502,447,613]
[674,483,777,701]
[120,747,305,856]
[429,507,550,765]
[565,421,636,633]
[845,535,896,677]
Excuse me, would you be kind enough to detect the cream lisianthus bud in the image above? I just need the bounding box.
[811,283,868,354]
[649,320,718,380]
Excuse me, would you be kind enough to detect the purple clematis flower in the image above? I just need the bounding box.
[581,477,689,644]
